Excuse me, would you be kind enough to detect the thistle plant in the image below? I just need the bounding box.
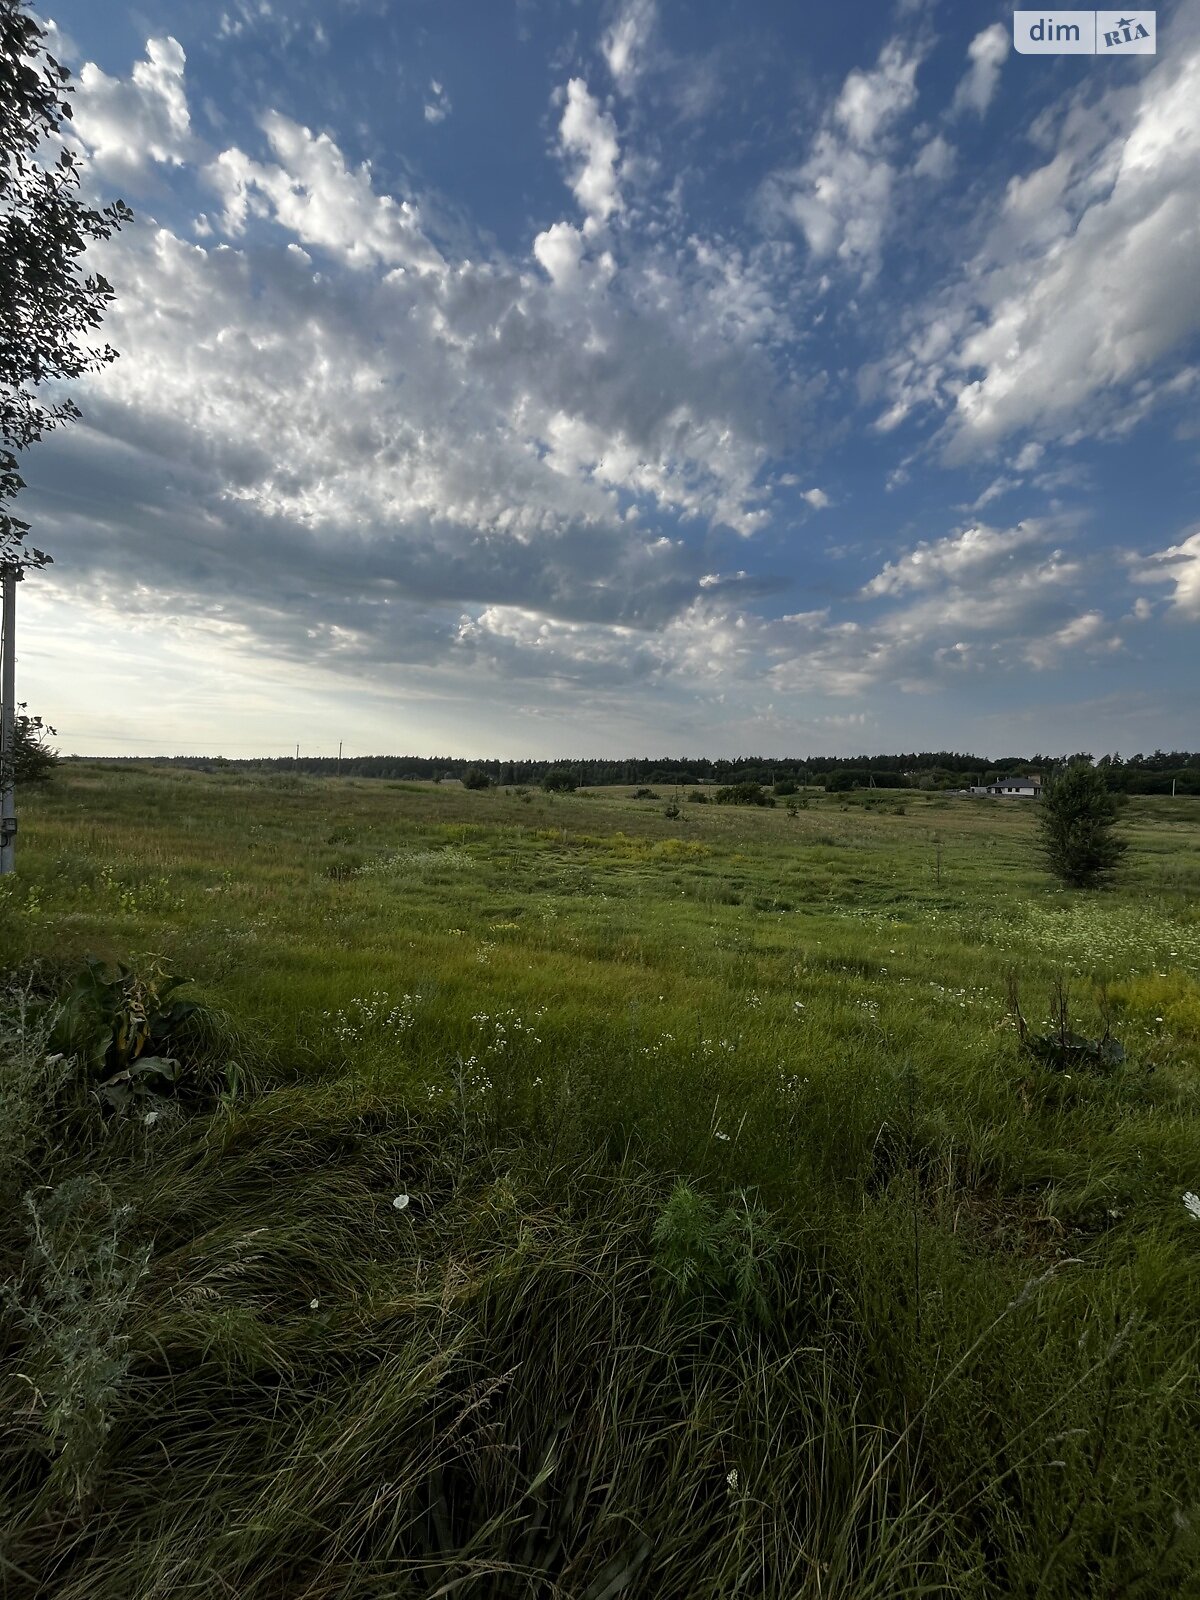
[4,1176,150,1505]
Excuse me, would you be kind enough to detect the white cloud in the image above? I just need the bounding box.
[41,18,76,65]
[533,220,587,287]
[877,37,1200,455]
[1130,530,1200,619]
[424,79,451,124]
[559,79,622,223]
[969,476,1015,510]
[913,133,956,181]
[603,0,657,94]
[1023,611,1117,669]
[29,57,802,718]
[862,521,1051,597]
[952,24,1009,118]
[73,37,194,178]
[834,41,920,145]
[760,39,921,280]
[37,19,1176,749]
[209,112,445,274]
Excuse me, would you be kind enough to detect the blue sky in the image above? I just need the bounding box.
[19,0,1200,757]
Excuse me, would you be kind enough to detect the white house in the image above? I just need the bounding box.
[966,776,1042,798]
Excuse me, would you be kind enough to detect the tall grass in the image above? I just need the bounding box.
[1,767,1198,1595]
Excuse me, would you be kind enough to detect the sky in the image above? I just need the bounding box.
[16,0,1200,758]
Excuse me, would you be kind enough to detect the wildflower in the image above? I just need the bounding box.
[1183,1192,1200,1222]
[715,1131,730,1142]
[310,1298,319,1310]
[726,1468,739,1492]
[393,1193,410,1210]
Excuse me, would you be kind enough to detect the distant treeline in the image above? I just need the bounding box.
[70,749,1200,794]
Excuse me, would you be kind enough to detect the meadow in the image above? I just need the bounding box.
[2,763,1199,1598]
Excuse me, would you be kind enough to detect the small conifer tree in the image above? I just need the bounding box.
[1037,761,1127,887]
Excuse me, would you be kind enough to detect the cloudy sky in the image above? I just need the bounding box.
[19,0,1200,757]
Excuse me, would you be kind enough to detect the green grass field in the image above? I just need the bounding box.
[2,765,1199,1597]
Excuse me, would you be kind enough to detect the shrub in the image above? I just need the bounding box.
[5,704,57,783]
[3,1176,149,1506]
[1037,761,1128,887]
[462,766,491,790]
[714,782,774,807]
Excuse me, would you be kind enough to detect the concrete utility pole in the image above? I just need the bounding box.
[0,563,20,876]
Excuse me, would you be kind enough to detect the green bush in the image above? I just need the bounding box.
[1037,762,1128,887]
[6,705,58,784]
[714,782,774,807]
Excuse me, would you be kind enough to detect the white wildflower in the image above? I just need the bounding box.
[1183,1192,1200,1222]
[393,1193,411,1210]
[726,1468,739,1492]
[310,1298,319,1310]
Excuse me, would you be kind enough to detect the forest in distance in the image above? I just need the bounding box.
[67,748,1200,794]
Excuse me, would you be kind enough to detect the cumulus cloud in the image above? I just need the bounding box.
[861,521,1051,597]
[559,79,622,223]
[834,42,921,145]
[532,220,587,287]
[73,37,194,179]
[603,0,657,94]
[764,520,1109,694]
[760,39,921,280]
[28,30,812,718]
[951,24,1008,118]
[1023,611,1118,669]
[30,17,1190,752]
[458,512,1115,700]
[1130,530,1200,619]
[913,133,955,181]
[876,36,1200,455]
[209,112,445,274]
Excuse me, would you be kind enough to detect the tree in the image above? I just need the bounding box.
[713,781,774,807]
[462,765,491,790]
[541,767,578,793]
[11,702,54,779]
[1,1,130,572]
[1,4,129,869]
[1037,761,1128,888]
